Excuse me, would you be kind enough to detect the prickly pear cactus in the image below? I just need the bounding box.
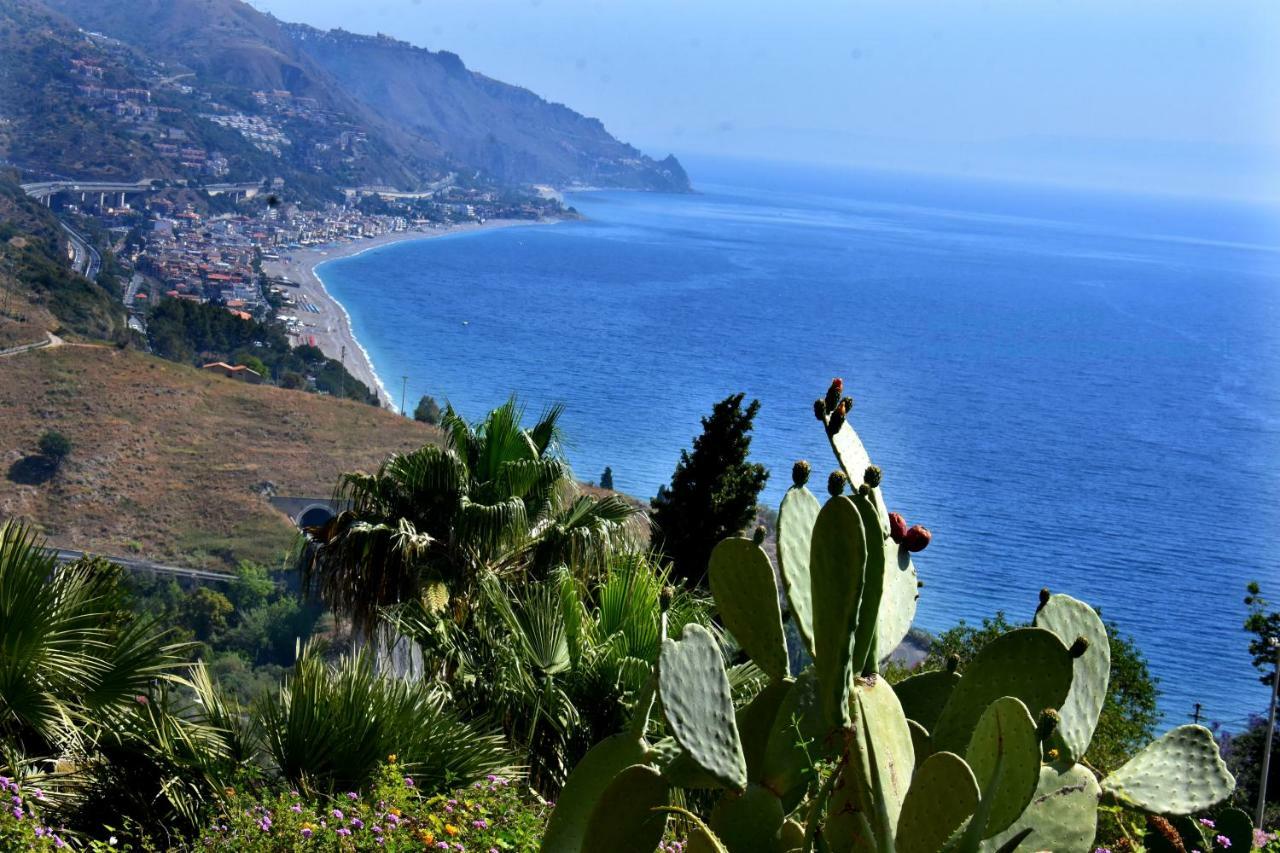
[892,667,960,732]
[819,405,918,659]
[1032,592,1110,764]
[1101,725,1235,815]
[582,764,669,853]
[809,495,867,729]
[710,537,790,682]
[981,763,1101,853]
[777,474,821,658]
[659,623,749,791]
[930,627,1074,755]
[964,696,1040,838]
[896,751,980,853]
[709,783,787,853]
[541,732,649,852]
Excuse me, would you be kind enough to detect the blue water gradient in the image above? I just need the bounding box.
[320,160,1280,730]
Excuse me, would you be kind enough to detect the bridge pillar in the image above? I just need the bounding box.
[119,192,126,208]
[99,192,106,208]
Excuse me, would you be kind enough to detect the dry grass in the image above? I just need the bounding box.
[0,344,439,568]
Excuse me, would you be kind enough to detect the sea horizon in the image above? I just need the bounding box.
[318,156,1280,730]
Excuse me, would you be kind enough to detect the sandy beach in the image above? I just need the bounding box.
[261,218,549,410]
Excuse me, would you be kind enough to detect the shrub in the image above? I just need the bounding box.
[37,429,71,463]
[413,394,441,425]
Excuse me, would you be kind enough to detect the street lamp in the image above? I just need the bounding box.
[1257,635,1279,829]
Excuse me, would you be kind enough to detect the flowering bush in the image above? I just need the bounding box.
[194,760,548,851]
[0,775,71,850]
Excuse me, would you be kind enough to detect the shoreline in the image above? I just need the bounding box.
[261,218,555,410]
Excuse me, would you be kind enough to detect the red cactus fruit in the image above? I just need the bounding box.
[903,525,931,552]
[824,379,843,413]
[888,513,908,543]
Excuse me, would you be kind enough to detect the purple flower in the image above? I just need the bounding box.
[472,819,487,829]
[12,806,24,819]
[1217,835,1231,849]
[332,808,344,820]
[33,789,44,801]
[404,776,415,788]
[351,817,364,829]
[291,803,303,813]
[347,791,359,800]
[300,827,312,839]
[336,827,352,837]
[371,825,382,834]
[1200,819,1216,828]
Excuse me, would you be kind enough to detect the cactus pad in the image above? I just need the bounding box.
[659,623,749,791]
[709,783,787,853]
[965,696,1041,838]
[582,764,669,853]
[709,537,790,682]
[907,719,931,770]
[1214,807,1254,852]
[821,412,918,662]
[895,751,980,853]
[541,732,649,852]
[930,627,1073,755]
[892,669,960,732]
[777,483,821,658]
[876,537,919,669]
[854,676,916,828]
[809,495,868,728]
[1032,593,1110,764]
[1101,725,1235,815]
[737,679,791,781]
[760,668,827,812]
[850,490,887,675]
[981,763,1100,853]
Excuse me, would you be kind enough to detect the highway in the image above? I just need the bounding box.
[21,178,157,201]
[51,548,236,584]
[59,221,101,280]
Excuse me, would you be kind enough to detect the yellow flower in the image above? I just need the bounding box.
[418,830,435,844]
[389,807,402,817]
[1047,747,1060,761]
[444,824,460,837]
[224,787,236,798]
[388,754,397,763]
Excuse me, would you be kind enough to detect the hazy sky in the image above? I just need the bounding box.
[251,0,1280,200]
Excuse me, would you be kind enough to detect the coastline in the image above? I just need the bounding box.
[261,218,553,410]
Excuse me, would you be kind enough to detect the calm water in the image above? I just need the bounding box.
[321,159,1280,730]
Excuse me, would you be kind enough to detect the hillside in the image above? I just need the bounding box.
[17,0,690,193]
[0,173,126,345]
[0,343,439,568]
[285,25,690,191]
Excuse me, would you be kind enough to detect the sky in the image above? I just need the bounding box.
[251,0,1280,201]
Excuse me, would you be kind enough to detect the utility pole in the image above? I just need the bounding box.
[1257,638,1280,829]
[339,345,346,399]
[401,375,408,417]
[1190,703,1202,725]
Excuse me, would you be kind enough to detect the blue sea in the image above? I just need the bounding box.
[320,157,1280,730]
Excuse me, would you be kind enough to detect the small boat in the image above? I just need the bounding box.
[462,320,470,326]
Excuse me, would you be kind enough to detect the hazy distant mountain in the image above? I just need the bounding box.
[284,24,690,192]
[23,0,689,193]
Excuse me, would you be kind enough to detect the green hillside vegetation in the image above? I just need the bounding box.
[1,380,1252,852]
[147,298,378,404]
[0,174,127,342]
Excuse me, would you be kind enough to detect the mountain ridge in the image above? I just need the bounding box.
[15,0,689,194]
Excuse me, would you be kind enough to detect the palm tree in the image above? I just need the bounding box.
[297,398,641,636]
[0,521,235,841]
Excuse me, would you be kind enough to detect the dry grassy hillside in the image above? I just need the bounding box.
[0,343,438,567]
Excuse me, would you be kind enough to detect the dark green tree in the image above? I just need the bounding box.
[414,394,442,425]
[651,393,769,586]
[38,429,71,466]
[601,466,614,490]
[922,609,1158,774]
[1245,581,1280,684]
